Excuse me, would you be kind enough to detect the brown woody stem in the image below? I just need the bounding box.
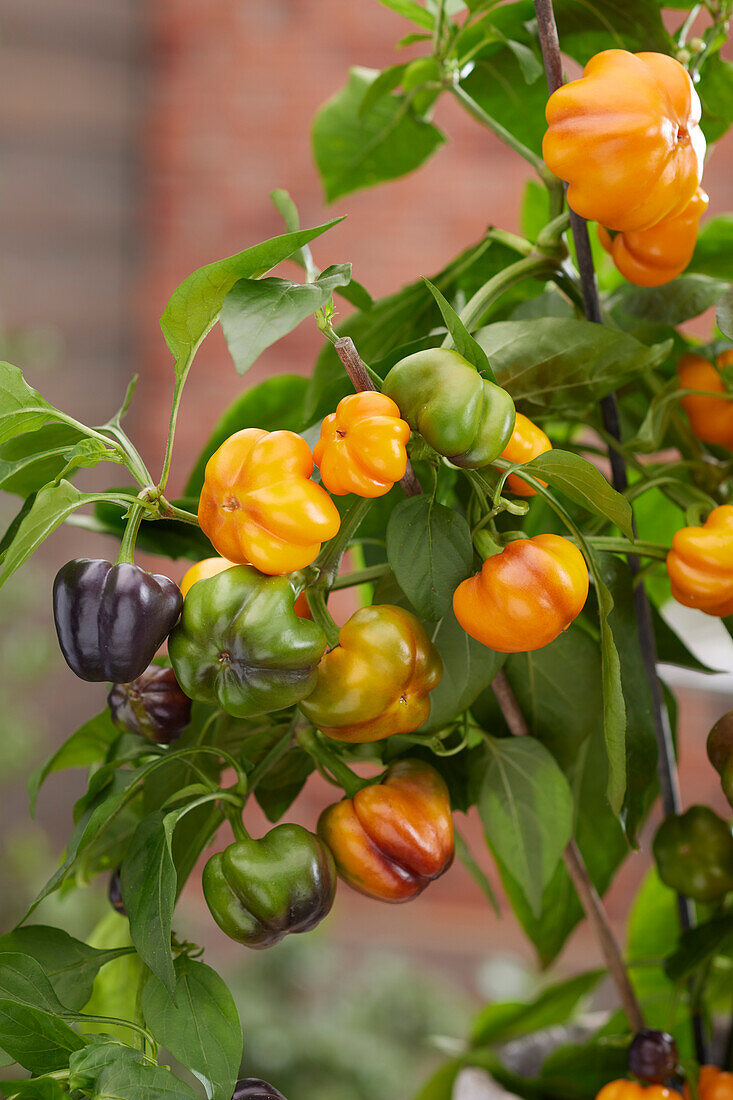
[492,671,645,1030]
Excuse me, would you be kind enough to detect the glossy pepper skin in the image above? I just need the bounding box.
[382,349,516,468]
[107,664,191,744]
[108,868,126,916]
[198,428,341,575]
[232,1081,287,1100]
[299,605,443,742]
[627,1030,678,1085]
[318,760,454,902]
[53,559,183,683]
[312,391,410,497]
[678,350,733,449]
[598,188,708,287]
[666,506,733,617]
[653,805,733,902]
[180,556,235,598]
[168,565,326,718]
[202,824,336,948]
[453,535,589,653]
[543,50,704,232]
[597,1083,674,1100]
[685,1068,733,1100]
[499,412,552,496]
[707,712,733,808]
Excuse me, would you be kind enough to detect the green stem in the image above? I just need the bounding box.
[296,725,370,798]
[585,536,669,561]
[115,503,146,565]
[330,563,391,590]
[451,255,559,336]
[158,321,216,493]
[313,497,374,589]
[486,228,534,255]
[451,82,553,182]
[103,425,153,488]
[78,1014,158,1055]
[246,725,295,793]
[307,589,340,648]
[159,498,201,526]
[225,808,249,843]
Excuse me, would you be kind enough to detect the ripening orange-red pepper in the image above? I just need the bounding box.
[198,428,340,576]
[598,188,708,287]
[498,413,552,496]
[180,556,311,617]
[453,535,589,652]
[685,1067,733,1100]
[312,391,410,497]
[597,1083,674,1100]
[317,759,454,902]
[677,350,733,448]
[543,50,705,232]
[667,506,733,617]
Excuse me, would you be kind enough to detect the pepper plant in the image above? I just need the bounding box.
[1,0,733,1098]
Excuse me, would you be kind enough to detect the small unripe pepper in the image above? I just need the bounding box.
[202,824,336,948]
[318,760,454,902]
[678,350,733,449]
[543,50,705,232]
[198,428,340,575]
[232,1081,287,1100]
[627,1029,678,1085]
[299,605,443,742]
[598,188,708,287]
[107,664,191,744]
[312,391,410,497]
[453,535,589,652]
[666,506,733,617]
[498,412,552,496]
[168,565,327,718]
[707,712,733,809]
[53,559,182,683]
[653,805,733,902]
[382,349,516,468]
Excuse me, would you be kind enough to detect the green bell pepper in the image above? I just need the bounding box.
[202,823,337,947]
[382,348,516,468]
[653,805,733,902]
[168,565,327,718]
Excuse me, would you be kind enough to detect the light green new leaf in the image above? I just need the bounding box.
[313,68,444,202]
[142,956,242,1100]
[220,264,351,375]
[0,362,59,445]
[376,0,435,28]
[479,735,574,918]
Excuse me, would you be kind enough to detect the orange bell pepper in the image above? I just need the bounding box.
[678,349,733,448]
[453,535,589,652]
[685,1067,733,1100]
[598,188,708,287]
[198,428,340,576]
[313,391,410,497]
[543,50,704,232]
[667,506,733,617]
[498,412,552,496]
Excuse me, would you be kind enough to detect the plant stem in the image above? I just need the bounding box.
[492,669,645,1030]
[330,563,391,590]
[313,495,374,591]
[158,498,201,526]
[585,537,669,562]
[333,336,423,496]
[450,83,555,184]
[452,255,560,335]
[533,0,703,1057]
[78,1013,158,1055]
[115,503,146,565]
[306,588,340,648]
[296,725,370,798]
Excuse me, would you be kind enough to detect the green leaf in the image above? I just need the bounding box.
[0,422,85,496]
[0,953,85,1074]
[160,222,341,376]
[142,957,242,1100]
[312,67,444,202]
[475,319,671,413]
[717,286,733,340]
[611,275,729,326]
[539,1028,630,1100]
[454,828,499,914]
[0,481,118,589]
[554,0,670,59]
[522,450,633,539]
[0,362,60,445]
[479,735,574,918]
[424,608,505,732]
[421,277,496,381]
[0,952,71,1015]
[413,1060,462,1100]
[460,47,549,156]
[376,0,435,28]
[254,747,314,823]
[386,496,474,621]
[120,811,178,997]
[82,915,146,1047]
[0,1076,68,1099]
[90,1059,200,1099]
[184,374,308,498]
[653,604,719,674]
[220,266,351,375]
[697,54,733,145]
[0,927,128,1011]
[665,914,733,983]
[69,1039,146,1093]
[505,38,543,83]
[470,969,604,1046]
[28,708,120,816]
[359,62,409,118]
[688,216,733,280]
[594,565,627,815]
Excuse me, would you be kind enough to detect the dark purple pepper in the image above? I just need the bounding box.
[108,664,191,743]
[628,1029,678,1084]
[53,559,182,683]
[232,1080,287,1100]
[108,868,126,916]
